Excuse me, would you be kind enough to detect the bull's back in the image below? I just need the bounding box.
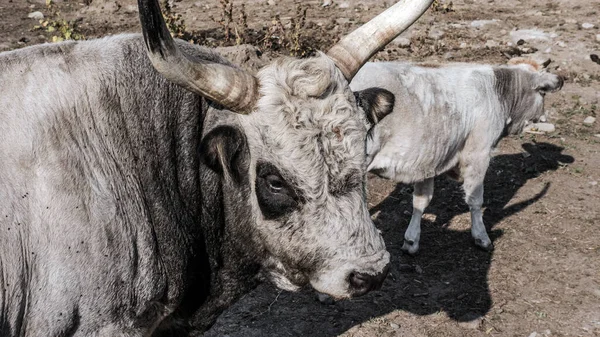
[0,35,181,336]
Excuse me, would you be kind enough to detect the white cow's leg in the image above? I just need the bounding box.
[402,178,434,255]
[462,160,493,251]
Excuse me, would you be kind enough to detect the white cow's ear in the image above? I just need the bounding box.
[354,88,395,126]
[534,72,564,93]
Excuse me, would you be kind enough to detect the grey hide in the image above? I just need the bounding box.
[350,61,563,254]
[0,35,394,336]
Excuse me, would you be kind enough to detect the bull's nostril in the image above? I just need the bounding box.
[349,271,371,292]
[348,263,390,296]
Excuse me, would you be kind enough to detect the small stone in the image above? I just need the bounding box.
[583,116,596,125]
[556,41,566,48]
[428,29,445,41]
[510,29,552,44]
[321,0,332,7]
[124,5,138,13]
[459,42,468,48]
[590,181,598,186]
[525,122,555,133]
[596,34,600,43]
[528,332,538,337]
[582,23,595,29]
[470,19,498,28]
[485,40,499,48]
[338,1,349,9]
[594,134,600,138]
[392,36,411,48]
[27,11,44,20]
[539,115,547,122]
[390,323,400,329]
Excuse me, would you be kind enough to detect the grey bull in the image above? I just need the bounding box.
[0,0,434,335]
[350,58,563,254]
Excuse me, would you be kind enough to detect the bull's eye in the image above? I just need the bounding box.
[266,175,284,191]
[256,162,302,219]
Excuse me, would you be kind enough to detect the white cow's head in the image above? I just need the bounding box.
[497,58,564,134]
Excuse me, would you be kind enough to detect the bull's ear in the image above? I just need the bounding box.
[534,72,564,93]
[354,88,395,125]
[200,126,249,183]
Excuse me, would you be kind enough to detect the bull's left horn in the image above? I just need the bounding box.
[138,0,259,113]
[327,0,434,81]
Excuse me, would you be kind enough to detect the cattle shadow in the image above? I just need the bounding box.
[204,142,573,337]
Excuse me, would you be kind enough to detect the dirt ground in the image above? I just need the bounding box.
[2,0,599,336]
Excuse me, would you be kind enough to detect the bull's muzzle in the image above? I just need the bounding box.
[347,263,390,297]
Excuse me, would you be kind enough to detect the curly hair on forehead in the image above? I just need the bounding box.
[258,52,350,100]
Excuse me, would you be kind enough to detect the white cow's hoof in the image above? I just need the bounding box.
[401,240,419,255]
[474,237,493,251]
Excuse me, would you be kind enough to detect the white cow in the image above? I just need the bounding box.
[351,58,563,254]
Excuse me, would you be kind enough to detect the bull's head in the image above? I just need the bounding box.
[138,0,432,298]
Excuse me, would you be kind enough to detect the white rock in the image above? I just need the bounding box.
[525,123,556,133]
[590,181,598,186]
[485,40,499,48]
[556,41,566,48]
[338,1,349,8]
[428,29,445,41]
[528,332,538,337]
[124,5,138,13]
[545,47,552,53]
[321,0,332,7]
[582,23,595,29]
[392,37,411,48]
[510,29,552,44]
[470,19,498,28]
[460,42,468,48]
[390,323,400,329]
[27,11,44,20]
[596,34,600,43]
[539,115,547,122]
[595,134,600,138]
[583,116,596,125]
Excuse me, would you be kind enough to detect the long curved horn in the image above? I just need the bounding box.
[137,0,259,113]
[327,0,434,81]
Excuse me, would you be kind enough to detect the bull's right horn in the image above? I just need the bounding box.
[327,0,434,81]
[138,0,259,113]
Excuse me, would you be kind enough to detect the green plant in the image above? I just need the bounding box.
[32,0,85,42]
[431,0,454,13]
[162,0,188,39]
[262,3,313,57]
